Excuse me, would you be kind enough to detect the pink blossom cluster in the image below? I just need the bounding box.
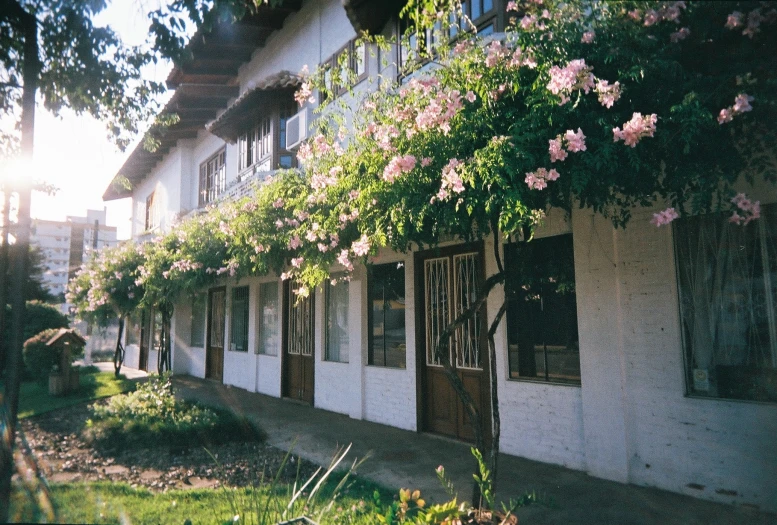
[729,193,761,225]
[613,113,658,147]
[169,259,203,273]
[581,31,595,44]
[524,167,560,190]
[432,158,465,202]
[717,93,753,125]
[594,79,621,108]
[351,235,371,256]
[546,59,595,105]
[549,128,587,163]
[216,260,239,277]
[273,198,284,209]
[294,81,314,106]
[669,27,690,43]
[650,207,680,227]
[506,1,518,11]
[383,154,417,183]
[725,8,777,38]
[641,1,686,26]
[337,249,354,272]
[485,41,509,67]
[291,257,304,268]
[311,171,338,190]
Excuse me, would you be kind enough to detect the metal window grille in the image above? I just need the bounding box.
[425,257,451,366]
[287,284,314,356]
[453,252,482,370]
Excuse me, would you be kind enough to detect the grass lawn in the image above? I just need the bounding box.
[1,367,136,419]
[10,477,392,525]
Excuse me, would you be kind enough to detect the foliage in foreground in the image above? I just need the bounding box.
[84,373,264,451]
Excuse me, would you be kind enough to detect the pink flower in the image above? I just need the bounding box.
[465,91,476,103]
[436,158,465,199]
[291,257,304,268]
[506,1,518,12]
[421,157,432,167]
[717,108,733,124]
[581,31,595,44]
[281,271,292,281]
[564,128,586,152]
[594,79,621,108]
[317,243,329,252]
[288,236,302,250]
[273,198,284,208]
[274,219,284,229]
[549,137,568,163]
[733,93,753,113]
[485,41,508,67]
[670,27,690,42]
[524,167,559,190]
[730,193,761,225]
[520,14,537,30]
[650,207,680,227]
[547,59,595,105]
[352,235,370,256]
[725,11,743,29]
[294,81,314,106]
[337,249,354,272]
[613,113,658,147]
[383,155,417,183]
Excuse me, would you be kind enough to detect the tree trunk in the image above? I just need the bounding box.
[430,270,504,508]
[0,189,11,378]
[113,317,125,377]
[0,5,38,520]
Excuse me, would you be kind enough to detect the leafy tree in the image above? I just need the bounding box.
[68,242,144,377]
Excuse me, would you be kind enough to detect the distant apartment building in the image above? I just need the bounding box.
[31,208,118,300]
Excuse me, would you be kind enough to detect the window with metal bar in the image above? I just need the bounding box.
[368,262,407,368]
[674,204,777,402]
[230,286,250,352]
[325,279,349,363]
[505,234,581,385]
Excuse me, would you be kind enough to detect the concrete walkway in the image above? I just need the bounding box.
[170,374,775,525]
[83,361,149,380]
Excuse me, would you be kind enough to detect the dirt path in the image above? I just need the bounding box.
[16,400,319,492]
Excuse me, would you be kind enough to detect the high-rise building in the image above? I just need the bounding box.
[31,208,118,301]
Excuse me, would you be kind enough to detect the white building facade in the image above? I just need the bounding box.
[104,0,777,513]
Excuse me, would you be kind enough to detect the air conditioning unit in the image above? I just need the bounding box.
[285,106,311,151]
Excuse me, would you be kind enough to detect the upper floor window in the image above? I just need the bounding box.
[675,204,777,403]
[320,38,368,102]
[144,191,159,231]
[237,102,297,176]
[505,234,581,385]
[199,148,226,207]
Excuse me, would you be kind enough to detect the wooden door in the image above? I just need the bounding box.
[206,287,226,382]
[139,310,149,371]
[282,282,314,404]
[417,245,489,442]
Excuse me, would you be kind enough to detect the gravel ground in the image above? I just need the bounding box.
[16,400,320,492]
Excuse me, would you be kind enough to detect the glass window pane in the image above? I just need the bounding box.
[126,312,141,346]
[675,205,777,402]
[505,235,580,384]
[368,262,407,367]
[483,0,493,14]
[354,41,366,77]
[325,280,350,362]
[190,293,206,347]
[152,310,163,351]
[258,282,279,355]
[230,286,250,352]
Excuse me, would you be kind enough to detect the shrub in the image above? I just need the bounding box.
[84,373,264,450]
[22,328,67,380]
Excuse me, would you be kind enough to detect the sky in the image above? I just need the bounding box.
[27,0,169,240]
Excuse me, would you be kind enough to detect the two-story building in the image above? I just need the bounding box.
[102,0,777,513]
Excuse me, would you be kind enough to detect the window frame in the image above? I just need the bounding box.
[324,278,350,363]
[504,234,581,386]
[367,261,407,368]
[190,292,207,347]
[256,281,280,356]
[674,204,777,404]
[198,147,227,207]
[236,100,298,180]
[229,285,250,352]
[144,191,159,231]
[319,38,369,103]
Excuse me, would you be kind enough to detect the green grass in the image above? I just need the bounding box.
[9,477,393,525]
[1,368,136,419]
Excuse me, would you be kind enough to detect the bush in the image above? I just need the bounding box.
[84,373,264,450]
[22,328,67,380]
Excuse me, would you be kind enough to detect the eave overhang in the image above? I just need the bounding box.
[342,0,405,35]
[205,70,301,144]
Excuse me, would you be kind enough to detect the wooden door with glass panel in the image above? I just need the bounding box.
[282,282,314,404]
[418,245,489,442]
[206,287,226,382]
